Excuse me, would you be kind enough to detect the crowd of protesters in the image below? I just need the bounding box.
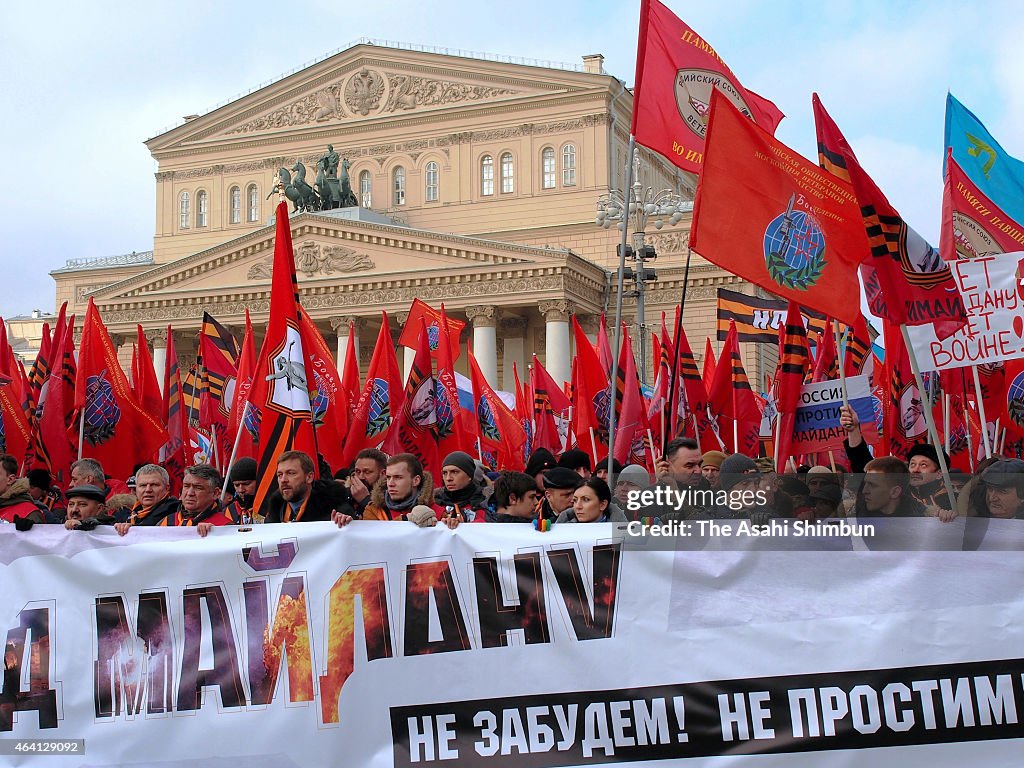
[2,401,1024,536]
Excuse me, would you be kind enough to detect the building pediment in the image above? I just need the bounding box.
[88,211,567,303]
[148,44,610,151]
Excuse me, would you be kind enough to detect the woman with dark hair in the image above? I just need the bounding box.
[555,477,627,523]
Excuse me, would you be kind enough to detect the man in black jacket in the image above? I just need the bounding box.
[264,450,354,524]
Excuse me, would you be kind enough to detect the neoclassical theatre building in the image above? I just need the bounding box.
[51,42,768,391]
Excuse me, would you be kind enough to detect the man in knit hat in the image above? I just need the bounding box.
[613,464,650,507]
[701,451,726,490]
[714,453,776,523]
[435,451,489,523]
[225,457,260,523]
[524,448,558,491]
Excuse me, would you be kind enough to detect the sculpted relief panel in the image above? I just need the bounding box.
[247,242,376,279]
[227,68,521,134]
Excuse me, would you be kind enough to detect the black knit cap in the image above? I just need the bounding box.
[229,457,258,483]
[525,448,557,477]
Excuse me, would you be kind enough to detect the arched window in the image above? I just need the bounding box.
[359,170,372,207]
[179,191,191,229]
[246,184,259,222]
[425,161,439,202]
[562,144,577,187]
[541,147,556,189]
[480,155,494,196]
[500,152,514,194]
[196,190,208,227]
[393,167,406,206]
[229,186,241,224]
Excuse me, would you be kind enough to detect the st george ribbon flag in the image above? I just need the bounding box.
[689,92,866,327]
[631,0,783,174]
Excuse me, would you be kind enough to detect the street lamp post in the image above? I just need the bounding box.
[596,151,690,387]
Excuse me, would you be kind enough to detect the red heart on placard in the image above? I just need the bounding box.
[1015,316,1024,338]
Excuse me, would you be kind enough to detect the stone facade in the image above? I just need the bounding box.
[50,43,770,389]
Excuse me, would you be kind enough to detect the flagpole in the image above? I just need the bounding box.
[589,427,599,469]
[971,365,992,458]
[963,398,975,472]
[665,247,693,452]
[221,402,248,500]
[77,410,84,460]
[834,323,849,407]
[608,136,638,480]
[900,325,957,507]
[943,393,951,454]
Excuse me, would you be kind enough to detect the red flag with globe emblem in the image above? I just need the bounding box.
[382,319,440,479]
[469,350,526,471]
[341,312,405,466]
[631,0,784,174]
[249,201,319,514]
[73,299,168,481]
[689,92,866,328]
[397,298,466,362]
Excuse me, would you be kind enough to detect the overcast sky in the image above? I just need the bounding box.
[1,0,1021,318]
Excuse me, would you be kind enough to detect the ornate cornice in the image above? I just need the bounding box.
[155,113,609,178]
[538,299,574,322]
[464,304,498,327]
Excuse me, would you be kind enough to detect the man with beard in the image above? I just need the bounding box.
[265,450,354,524]
[115,465,179,533]
[346,448,387,518]
[224,457,260,523]
[363,453,444,524]
[158,465,234,536]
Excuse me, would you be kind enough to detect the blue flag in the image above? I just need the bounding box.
[945,93,1024,225]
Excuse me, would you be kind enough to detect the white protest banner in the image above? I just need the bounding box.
[906,251,1024,370]
[2,521,1024,766]
[791,374,877,453]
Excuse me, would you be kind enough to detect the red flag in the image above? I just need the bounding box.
[672,325,720,452]
[397,298,466,362]
[613,326,654,469]
[0,321,31,467]
[597,313,613,377]
[811,320,839,383]
[34,320,75,485]
[26,320,53,423]
[248,201,319,513]
[813,94,967,337]
[702,338,717,393]
[382,319,441,479]
[73,300,167,481]
[469,350,526,471]
[161,326,188,492]
[298,308,348,474]
[631,0,783,173]
[570,315,610,463]
[689,92,865,327]
[342,312,404,466]
[435,304,472,457]
[774,302,811,470]
[228,311,259,461]
[708,321,760,455]
[513,362,534,463]
[648,315,672,445]
[131,325,163,428]
[531,354,571,454]
[340,320,360,424]
[941,150,1024,261]
[879,320,927,459]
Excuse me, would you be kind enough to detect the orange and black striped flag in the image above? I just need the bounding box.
[671,324,721,453]
[774,302,810,469]
[813,93,967,339]
[198,312,239,431]
[160,325,187,494]
[708,320,760,456]
[843,314,871,377]
[716,288,834,343]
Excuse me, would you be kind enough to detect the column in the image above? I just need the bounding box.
[394,311,415,382]
[465,305,499,387]
[147,329,167,393]
[576,314,600,347]
[330,315,362,380]
[539,300,573,388]
[500,316,527,392]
